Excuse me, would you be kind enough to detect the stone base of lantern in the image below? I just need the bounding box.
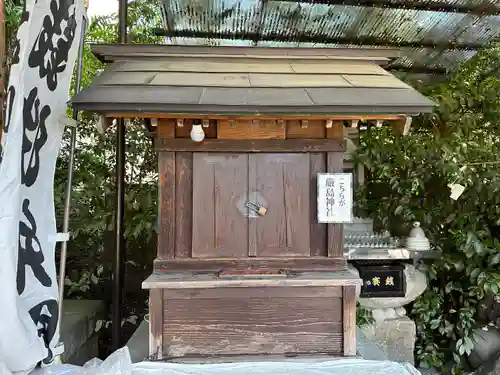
[348,264,428,365]
[359,315,416,364]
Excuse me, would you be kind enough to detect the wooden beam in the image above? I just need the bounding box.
[154,257,348,272]
[105,113,405,121]
[154,138,345,153]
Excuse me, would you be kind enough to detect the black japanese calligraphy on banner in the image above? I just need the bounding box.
[3,85,16,134]
[21,87,51,187]
[17,199,52,295]
[0,0,84,369]
[28,0,77,91]
[28,299,58,365]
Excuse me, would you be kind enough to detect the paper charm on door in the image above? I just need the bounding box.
[317,173,353,223]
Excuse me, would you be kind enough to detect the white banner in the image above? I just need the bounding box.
[0,0,84,373]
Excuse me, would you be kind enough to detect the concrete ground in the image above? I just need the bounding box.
[60,299,105,365]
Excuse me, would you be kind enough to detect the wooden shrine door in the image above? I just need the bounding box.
[192,153,314,258]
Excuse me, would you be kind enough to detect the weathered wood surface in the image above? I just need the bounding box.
[154,257,347,272]
[192,154,248,258]
[249,154,310,257]
[326,120,345,143]
[162,286,344,357]
[158,152,175,258]
[343,285,357,356]
[327,152,345,260]
[155,138,345,152]
[174,153,193,258]
[218,119,285,140]
[310,153,327,256]
[149,289,163,359]
[286,120,326,138]
[142,270,362,289]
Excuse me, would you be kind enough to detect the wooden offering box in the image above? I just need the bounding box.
[71,44,435,361]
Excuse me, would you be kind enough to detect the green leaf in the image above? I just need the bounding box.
[491,253,500,265]
[470,268,481,279]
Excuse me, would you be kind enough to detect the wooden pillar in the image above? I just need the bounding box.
[158,151,175,259]
[174,152,192,258]
[342,285,357,356]
[326,120,346,259]
[149,289,163,360]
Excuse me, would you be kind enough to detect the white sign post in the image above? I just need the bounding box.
[317,173,353,223]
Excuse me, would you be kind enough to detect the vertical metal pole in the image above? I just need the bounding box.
[57,9,87,335]
[112,0,127,351]
[0,0,5,145]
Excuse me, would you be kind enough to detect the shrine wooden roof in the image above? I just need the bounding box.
[71,44,435,116]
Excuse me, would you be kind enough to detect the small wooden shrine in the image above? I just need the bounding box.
[72,44,435,361]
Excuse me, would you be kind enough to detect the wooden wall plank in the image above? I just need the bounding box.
[175,119,218,138]
[155,138,344,152]
[218,119,285,139]
[248,156,258,257]
[342,286,357,356]
[326,120,345,143]
[154,257,347,272]
[157,119,175,137]
[192,154,248,258]
[158,152,175,258]
[175,152,193,258]
[249,154,310,257]
[163,286,343,299]
[162,287,343,357]
[287,120,326,138]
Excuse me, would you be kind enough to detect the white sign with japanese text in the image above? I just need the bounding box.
[317,173,353,223]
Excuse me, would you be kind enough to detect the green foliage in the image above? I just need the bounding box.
[353,45,500,372]
[55,0,163,348]
[356,303,374,327]
[3,0,23,85]
[4,0,23,31]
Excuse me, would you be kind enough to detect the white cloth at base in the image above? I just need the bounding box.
[14,348,422,375]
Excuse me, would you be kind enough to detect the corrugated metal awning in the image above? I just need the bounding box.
[154,0,500,74]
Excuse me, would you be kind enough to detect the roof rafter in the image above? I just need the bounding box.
[274,0,500,15]
[153,28,488,50]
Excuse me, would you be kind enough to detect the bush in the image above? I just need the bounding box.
[353,45,500,372]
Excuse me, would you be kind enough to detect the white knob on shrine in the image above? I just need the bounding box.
[190,122,205,142]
